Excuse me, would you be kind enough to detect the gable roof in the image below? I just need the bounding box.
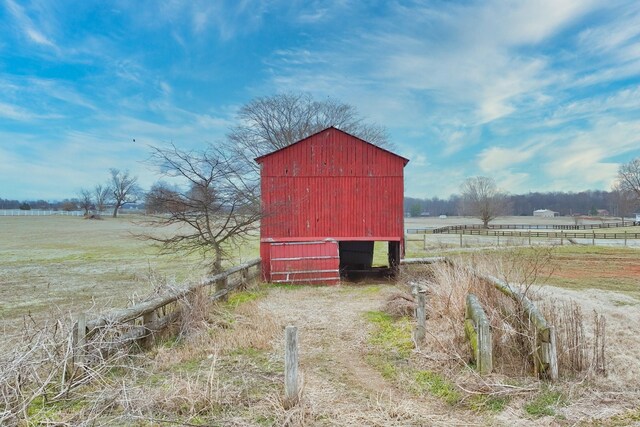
[254,126,409,166]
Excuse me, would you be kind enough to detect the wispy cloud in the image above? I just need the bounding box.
[4,0,57,50]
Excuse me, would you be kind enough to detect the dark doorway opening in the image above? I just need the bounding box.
[339,240,399,281]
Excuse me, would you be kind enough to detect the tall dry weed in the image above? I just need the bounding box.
[404,246,605,380]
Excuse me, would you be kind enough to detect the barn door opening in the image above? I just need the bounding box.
[339,241,374,272]
[269,240,340,285]
[339,240,398,280]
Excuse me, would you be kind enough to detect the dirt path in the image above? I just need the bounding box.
[259,285,479,426]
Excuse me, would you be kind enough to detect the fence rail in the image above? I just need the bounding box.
[433,229,640,239]
[75,259,261,358]
[483,275,558,380]
[0,209,84,216]
[427,221,639,234]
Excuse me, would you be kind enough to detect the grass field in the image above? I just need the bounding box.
[0,216,260,335]
[2,215,640,425]
[2,215,637,334]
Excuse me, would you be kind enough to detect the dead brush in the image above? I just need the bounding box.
[177,287,215,338]
[406,247,607,384]
[0,311,140,426]
[542,299,607,378]
[383,290,417,318]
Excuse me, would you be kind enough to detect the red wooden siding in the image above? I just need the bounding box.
[258,128,407,240]
[269,240,340,285]
[257,127,408,283]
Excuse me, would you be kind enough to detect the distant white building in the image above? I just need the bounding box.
[533,209,559,217]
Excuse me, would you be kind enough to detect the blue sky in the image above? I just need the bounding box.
[1,0,640,200]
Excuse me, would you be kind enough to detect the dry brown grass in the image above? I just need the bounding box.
[396,246,640,425]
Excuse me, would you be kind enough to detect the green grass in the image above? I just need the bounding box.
[468,395,510,413]
[413,370,461,405]
[364,311,413,358]
[226,289,265,307]
[363,311,468,407]
[524,388,566,418]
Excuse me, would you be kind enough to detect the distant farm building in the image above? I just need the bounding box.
[256,127,409,285]
[533,209,559,217]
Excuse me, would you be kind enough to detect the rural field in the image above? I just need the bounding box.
[1,215,640,425]
[0,216,259,338]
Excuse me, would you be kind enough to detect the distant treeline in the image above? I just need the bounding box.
[405,190,638,217]
[3,189,637,217]
[0,198,86,211]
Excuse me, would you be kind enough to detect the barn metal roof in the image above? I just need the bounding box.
[254,126,409,166]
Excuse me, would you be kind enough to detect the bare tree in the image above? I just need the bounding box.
[227,92,389,173]
[109,169,140,218]
[460,176,509,227]
[616,157,640,202]
[94,184,111,214]
[143,144,261,273]
[78,189,93,216]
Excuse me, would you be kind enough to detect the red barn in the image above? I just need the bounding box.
[256,127,409,284]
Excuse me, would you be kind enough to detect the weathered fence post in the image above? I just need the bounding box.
[624,231,627,246]
[560,230,564,245]
[216,276,229,301]
[142,309,157,349]
[485,275,558,380]
[66,312,87,382]
[460,233,463,248]
[465,294,492,374]
[241,267,249,289]
[547,326,558,380]
[75,312,87,365]
[528,230,532,246]
[592,230,595,246]
[284,325,299,408]
[414,288,426,346]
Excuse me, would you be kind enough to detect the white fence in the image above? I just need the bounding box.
[0,209,84,216]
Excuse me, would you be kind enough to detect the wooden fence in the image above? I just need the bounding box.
[433,229,640,239]
[72,259,261,363]
[425,220,639,234]
[464,294,492,375]
[483,275,558,381]
[405,258,558,380]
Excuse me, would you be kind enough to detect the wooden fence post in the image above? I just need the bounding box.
[415,289,426,346]
[592,230,595,246]
[460,233,463,248]
[560,230,564,245]
[216,276,229,301]
[528,230,532,246]
[142,310,157,349]
[241,267,249,289]
[547,326,558,381]
[75,312,87,366]
[465,294,492,374]
[624,231,627,246]
[66,312,87,383]
[284,325,299,408]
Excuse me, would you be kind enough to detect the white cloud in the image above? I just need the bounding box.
[4,0,57,50]
[0,102,62,121]
[478,146,536,172]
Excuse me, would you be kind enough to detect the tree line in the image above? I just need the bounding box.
[405,188,638,218]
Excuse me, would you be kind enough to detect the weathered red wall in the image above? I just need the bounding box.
[257,127,408,280]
